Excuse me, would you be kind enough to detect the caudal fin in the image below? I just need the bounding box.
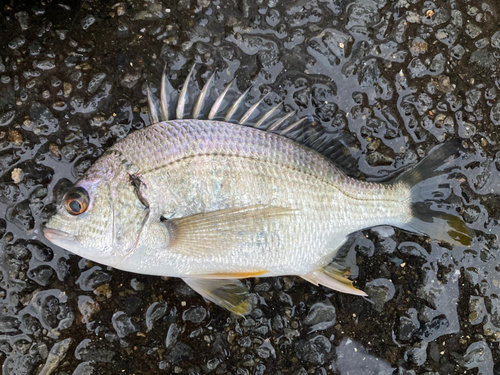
[408,202,473,246]
[394,139,473,246]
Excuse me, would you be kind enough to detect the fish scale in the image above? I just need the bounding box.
[44,67,472,315]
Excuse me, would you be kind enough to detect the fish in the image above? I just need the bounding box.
[43,65,473,315]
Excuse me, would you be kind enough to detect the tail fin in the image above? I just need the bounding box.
[394,139,473,246]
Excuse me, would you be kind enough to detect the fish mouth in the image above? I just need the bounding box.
[43,226,115,263]
[43,227,77,249]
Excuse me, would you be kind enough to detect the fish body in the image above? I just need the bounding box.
[44,68,471,314]
[102,119,409,276]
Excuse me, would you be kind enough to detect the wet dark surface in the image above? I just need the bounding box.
[1,0,500,374]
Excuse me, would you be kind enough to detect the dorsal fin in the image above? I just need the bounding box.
[148,64,304,133]
[146,64,362,177]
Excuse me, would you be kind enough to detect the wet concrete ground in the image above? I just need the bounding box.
[1,0,500,374]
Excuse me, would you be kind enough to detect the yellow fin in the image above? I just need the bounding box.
[183,278,251,315]
[164,205,296,258]
[190,270,269,279]
[302,263,367,296]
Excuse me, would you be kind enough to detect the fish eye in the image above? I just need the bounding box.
[64,187,89,215]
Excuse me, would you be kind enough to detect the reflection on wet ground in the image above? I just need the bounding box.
[1,0,500,373]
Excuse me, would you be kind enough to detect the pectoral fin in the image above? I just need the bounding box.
[302,263,367,296]
[163,205,295,257]
[183,278,251,315]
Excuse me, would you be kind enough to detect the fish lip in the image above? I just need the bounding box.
[43,226,117,263]
[43,227,76,243]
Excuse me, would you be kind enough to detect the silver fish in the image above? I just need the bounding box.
[44,66,472,315]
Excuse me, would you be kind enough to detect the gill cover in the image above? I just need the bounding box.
[111,174,150,259]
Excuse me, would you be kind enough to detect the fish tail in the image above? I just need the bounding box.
[394,139,473,246]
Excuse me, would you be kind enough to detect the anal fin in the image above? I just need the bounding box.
[183,278,251,315]
[302,263,367,296]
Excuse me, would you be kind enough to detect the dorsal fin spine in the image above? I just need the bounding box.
[176,64,196,120]
[253,102,282,128]
[146,86,159,124]
[239,93,268,125]
[266,110,296,132]
[208,78,236,120]
[225,87,251,122]
[193,72,214,119]
[280,117,307,135]
[160,65,169,121]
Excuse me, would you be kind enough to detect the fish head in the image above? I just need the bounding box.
[44,154,150,266]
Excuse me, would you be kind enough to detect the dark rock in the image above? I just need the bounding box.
[145,302,167,330]
[436,25,459,46]
[450,44,466,60]
[81,14,96,30]
[212,332,229,357]
[0,110,15,126]
[395,308,420,343]
[238,336,252,348]
[112,311,137,338]
[166,323,180,349]
[0,218,5,239]
[9,199,34,231]
[464,341,493,373]
[416,315,449,341]
[486,297,500,327]
[271,315,283,331]
[87,73,106,93]
[303,301,336,331]
[30,102,59,135]
[404,342,427,366]
[19,314,42,335]
[365,279,395,312]
[78,296,100,324]
[295,335,331,365]
[28,265,53,286]
[5,239,30,260]
[470,50,496,69]
[166,342,193,364]
[27,241,53,262]
[0,316,21,333]
[73,361,96,375]
[182,306,206,324]
[2,354,38,375]
[115,296,142,315]
[75,339,115,362]
[491,100,500,125]
[76,266,112,291]
[345,0,381,30]
[15,11,29,30]
[366,151,394,167]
